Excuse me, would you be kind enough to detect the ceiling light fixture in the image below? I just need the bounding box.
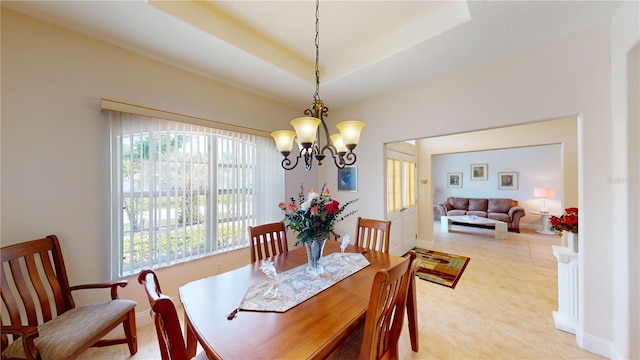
[271,0,365,171]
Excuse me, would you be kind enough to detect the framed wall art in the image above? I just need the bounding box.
[498,171,518,190]
[338,166,357,191]
[447,172,463,188]
[471,163,488,181]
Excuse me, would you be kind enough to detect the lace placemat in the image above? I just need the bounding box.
[238,252,370,313]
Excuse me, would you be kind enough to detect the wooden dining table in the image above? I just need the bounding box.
[179,240,405,359]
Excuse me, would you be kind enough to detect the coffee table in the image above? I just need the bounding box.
[441,215,508,240]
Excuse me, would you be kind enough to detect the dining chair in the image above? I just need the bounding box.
[355,217,419,351]
[248,221,289,262]
[1,235,137,360]
[406,251,420,352]
[137,269,209,360]
[329,255,413,360]
[354,217,391,253]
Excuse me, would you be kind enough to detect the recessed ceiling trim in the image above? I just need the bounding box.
[148,0,315,84]
[323,1,472,84]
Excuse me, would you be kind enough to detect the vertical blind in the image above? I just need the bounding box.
[109,111,284,277]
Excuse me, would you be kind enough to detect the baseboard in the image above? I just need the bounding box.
[576,325,613,358]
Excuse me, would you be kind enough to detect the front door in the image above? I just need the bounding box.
[386,149,417,255]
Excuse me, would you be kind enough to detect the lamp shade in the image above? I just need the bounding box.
[329,134,348,153]
[534,187,554,198]
[290,117,321,145]
[270,130,296,153]
[336,120,365,147]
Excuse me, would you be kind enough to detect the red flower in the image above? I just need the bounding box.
[549,207,578,235]
[326,200,340,215]
[564,214,578,226]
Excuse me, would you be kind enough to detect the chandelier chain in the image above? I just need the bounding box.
[313,0,320,102]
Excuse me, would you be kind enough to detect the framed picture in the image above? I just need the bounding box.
[338,166,357,191]
[447,172,463,188]
[498,171,518,190]
[471,163,488,181]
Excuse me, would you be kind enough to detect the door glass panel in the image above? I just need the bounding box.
[387,158,402,212]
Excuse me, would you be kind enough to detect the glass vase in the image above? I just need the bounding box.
[305,237,327,275]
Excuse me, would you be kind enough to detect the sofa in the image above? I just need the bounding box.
[436,197,525,232]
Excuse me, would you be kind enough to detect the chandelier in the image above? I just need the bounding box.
[271,0,365,171]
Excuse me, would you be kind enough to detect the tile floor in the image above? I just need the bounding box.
[81,222,604,359]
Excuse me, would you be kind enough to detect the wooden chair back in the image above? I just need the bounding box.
[354,217,391,253]
[1,235,137,359]
[405,251,420,352]
[138,269,190,360]
[248,222,289,263]
[360,255,413,360]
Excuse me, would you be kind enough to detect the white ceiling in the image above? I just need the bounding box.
[2,0,622,110]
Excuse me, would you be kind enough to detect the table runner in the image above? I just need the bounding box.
[238,252,370,313]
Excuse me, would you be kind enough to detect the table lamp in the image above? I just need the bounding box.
[534,187,554,213]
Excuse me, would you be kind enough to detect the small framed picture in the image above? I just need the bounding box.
[471,163,488,181]
[338,166,357,191]
[447,172,463,188]
[498,171,518,190]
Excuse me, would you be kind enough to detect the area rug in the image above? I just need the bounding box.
[413,248,470,289]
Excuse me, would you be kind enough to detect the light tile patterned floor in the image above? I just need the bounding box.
[81,222,604,360]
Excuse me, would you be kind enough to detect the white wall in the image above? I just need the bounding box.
[326,24,617,357]
[432,144,563,229]
[610,1,640,358]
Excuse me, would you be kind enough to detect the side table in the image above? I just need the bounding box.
[552,245,578,334]
[532,211,557,235]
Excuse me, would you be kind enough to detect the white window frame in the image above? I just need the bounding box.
[105,101,284,278]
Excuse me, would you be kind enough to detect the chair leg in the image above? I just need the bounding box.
[123,309,138,355]
[407,277,419,352]
[185,315,197,358]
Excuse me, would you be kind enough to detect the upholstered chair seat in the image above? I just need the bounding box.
[2,300,136,359]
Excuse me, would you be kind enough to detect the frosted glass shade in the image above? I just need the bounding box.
[270,130,296,153]
[290,117,321,145]
[329,134,348,153]
[534,187,554,198]
[336,120,365,146]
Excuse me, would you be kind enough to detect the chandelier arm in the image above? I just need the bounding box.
[319,144,347,169]
[304,149,314,171]
[342,151,357,166]
[281,154,300,171]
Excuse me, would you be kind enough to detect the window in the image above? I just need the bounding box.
[386,157,416,211]
[109,112,284,277]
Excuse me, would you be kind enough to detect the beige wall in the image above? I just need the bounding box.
[0,9,297,325]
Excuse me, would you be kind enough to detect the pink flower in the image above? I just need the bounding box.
[278,202,286,210]
[310,205,319,216]
[287,202,297,212]
[322,188,331,197]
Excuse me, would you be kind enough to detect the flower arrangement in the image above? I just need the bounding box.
[279,184,358,245]
[549,207,578,235]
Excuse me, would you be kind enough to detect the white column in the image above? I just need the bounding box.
[552,245,579,333]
